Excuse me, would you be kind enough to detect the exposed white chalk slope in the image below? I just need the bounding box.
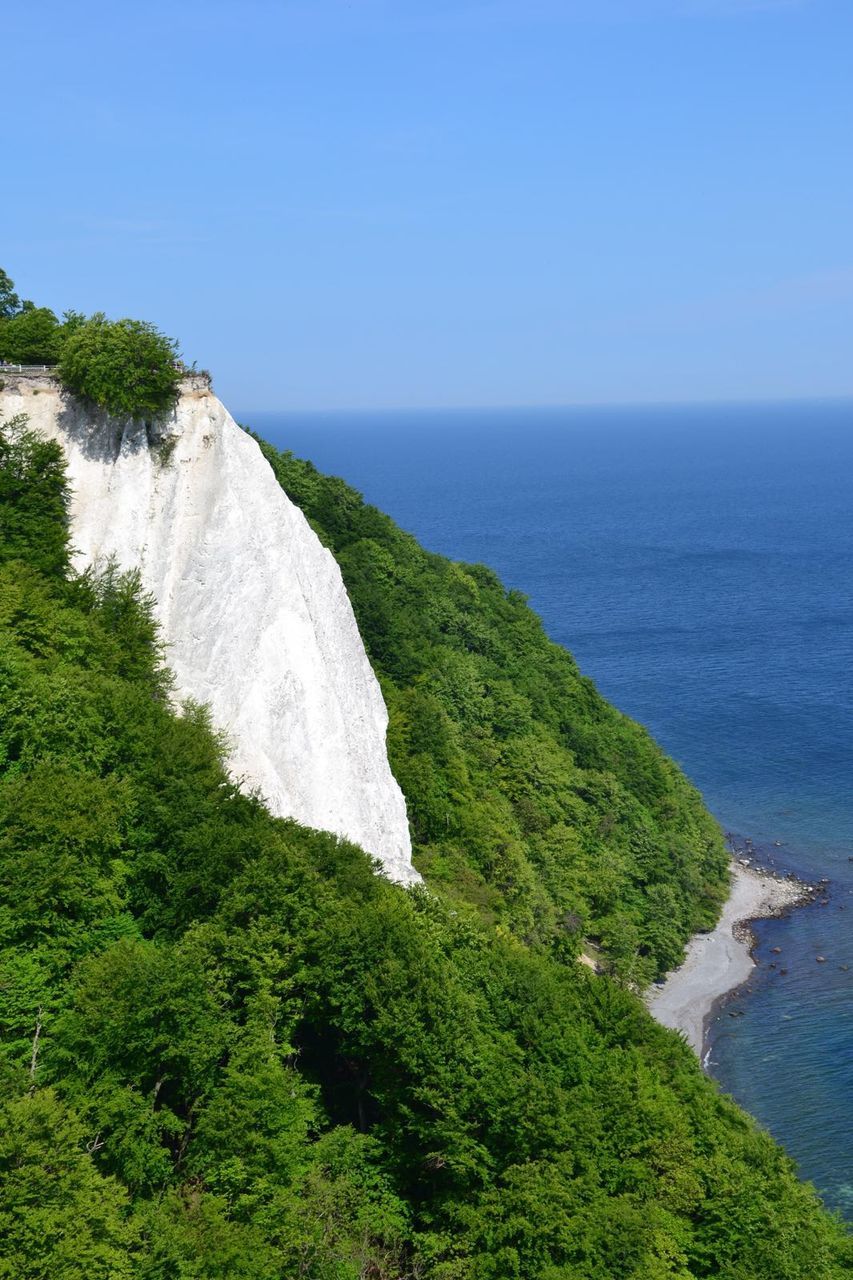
[0,374,417,884]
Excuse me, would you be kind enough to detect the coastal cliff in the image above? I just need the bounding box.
[0,372,416,884]
[1,377,851,1277]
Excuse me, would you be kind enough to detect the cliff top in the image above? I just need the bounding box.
[0,364,212,395]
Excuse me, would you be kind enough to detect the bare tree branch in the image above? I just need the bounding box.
[28,1008,43,1093]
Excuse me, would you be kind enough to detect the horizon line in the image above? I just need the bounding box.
[235,392,853,417]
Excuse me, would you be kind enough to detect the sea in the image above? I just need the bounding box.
[245,401,853,1218]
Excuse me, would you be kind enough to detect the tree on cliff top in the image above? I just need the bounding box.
[0,268,32,320]
[0,307,63,365]
[57,313,181,419]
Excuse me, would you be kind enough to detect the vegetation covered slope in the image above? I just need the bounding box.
[0,412,849,1278]
[254,437,727,983]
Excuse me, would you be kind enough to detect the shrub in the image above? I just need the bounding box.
[57,314,180,419]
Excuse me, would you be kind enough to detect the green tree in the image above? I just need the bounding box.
[0,1089,135,1279]
[0,269,32,321]
[0,415,70,578]
[57,314,180,419]
[0,309,62,365]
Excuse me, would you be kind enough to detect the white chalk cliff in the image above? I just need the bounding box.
[0,373,417,884]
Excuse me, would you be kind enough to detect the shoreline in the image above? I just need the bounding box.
[645,859,815,1062]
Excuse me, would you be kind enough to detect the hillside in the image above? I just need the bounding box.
[0,407,849,1278]
[255,436,728,983]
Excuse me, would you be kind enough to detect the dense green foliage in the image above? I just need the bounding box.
[57,314,180,419]
[0,416,70,578]
[0,268,181,420]
[0,413,849,1277]
[0,269,66,365]
[0,307,64,365]
[254,438,728,983]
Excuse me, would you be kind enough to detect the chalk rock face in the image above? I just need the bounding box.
[0,374,417,884]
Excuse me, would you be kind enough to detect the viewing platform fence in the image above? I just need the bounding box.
[0,363,57,374]
[0,363,211,389]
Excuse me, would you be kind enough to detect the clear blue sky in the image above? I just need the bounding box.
[4,0,852,410]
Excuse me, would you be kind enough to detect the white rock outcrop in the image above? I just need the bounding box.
[0,373,417,884]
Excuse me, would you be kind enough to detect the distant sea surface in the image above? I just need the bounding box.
[246,402,853,1216]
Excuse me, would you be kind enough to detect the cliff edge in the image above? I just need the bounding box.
[0,372,417,884]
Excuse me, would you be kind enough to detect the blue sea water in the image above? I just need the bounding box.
[246,401,853,1217]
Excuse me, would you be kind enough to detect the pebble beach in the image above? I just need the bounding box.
[646,861,812,1060]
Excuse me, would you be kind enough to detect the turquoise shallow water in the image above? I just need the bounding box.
[246,401,853,1216]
